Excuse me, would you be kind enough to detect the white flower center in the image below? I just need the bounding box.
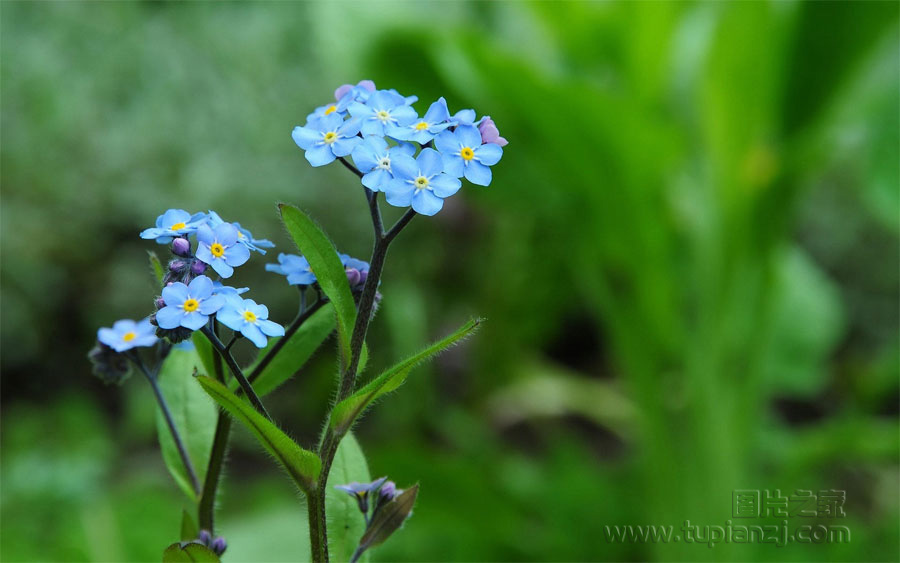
[414,176,430,191]
[377,156,391,171]
[375,110,391,123]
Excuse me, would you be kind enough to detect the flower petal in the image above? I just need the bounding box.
[226,243,251,268]
[181,311,208,331]
[162,283,190,306]
[291,126,320,150]
[416,148,443,177]
[456,125,482,149]
[429,173,462,198]
[257,319,285,337]
[464,160,493,186]
[442,154,465,178]
[188,275,214,299]
[305,144,336,167]
[475,143,503,166]
[411,189,444,216]
[434,130,459,154]
[241,323,268,348]
[215,307,244,331]
[390,153,417,180]
[156,307,184,330]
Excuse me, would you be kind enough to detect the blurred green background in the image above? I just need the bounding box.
[2,2,898,561]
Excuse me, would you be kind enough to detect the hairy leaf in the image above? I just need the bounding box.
[162,542,220,562]
[325,433,371,562]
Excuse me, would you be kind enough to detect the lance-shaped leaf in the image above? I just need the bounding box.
[330,319,481,435]
[191,332,217,383]
[196,375,321,493]
[180,509,200,542]
[246,303,336,397]
[326,433,371,562]
[162,542,220,562]
[278,204,358,368]
[149,250,165,283]
[357,484,419,555]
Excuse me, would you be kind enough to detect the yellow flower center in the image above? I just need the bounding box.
[323,131,338,144]
[243,310,257,323]
[123,331,136,342]
[414,176,430,190]
[324,104,337,116]
[460,147,474,161]
[210,243,225,258]
[375,110,391,122]
[415,121,429,131]
[183,298,199,312]
[170,222,187,231]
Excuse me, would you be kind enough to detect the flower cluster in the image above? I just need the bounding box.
[292,80,506,216]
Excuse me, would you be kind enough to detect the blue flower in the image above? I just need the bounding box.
[384,148,462,216]
[212,281,249,297]
[435,124,503,186]
[156,275,226,331]
[335,477,388,515]
[206,211,274,255]
[348,90,417,137]
[195,223,251,278]
[216,296,285,348]
[98,318,158,352]
[140,209,207,244]
[334,80,376,103]
[266,253,316,286]
[451,108,477,126]
[350,136,416,192]
[392,98,452,144]
[340,253,370,288]
[292,113,362,167]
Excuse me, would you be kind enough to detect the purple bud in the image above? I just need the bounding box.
[478,116,508,147]
[345,268,361,287]
[211,537,227,556]
[197,530,212,546]
[335,80,376,101]
[155,298,166,309]
[190,260,206,275]
[169,260,186,272]
[358,270,368,285]
[172,238,191,257]
[380,481,397,501]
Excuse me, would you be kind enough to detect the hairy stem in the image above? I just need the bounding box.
[198,412,232,533]
[201,326,272,421]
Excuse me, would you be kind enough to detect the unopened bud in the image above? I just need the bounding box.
[190,260,206,275]
[197,530,212,546]
[358,270,368,285]
[169,260,186,272]
[155,298,166,309]
[345,268,361,287]
[172,238,191,257]
[211,537,227,556]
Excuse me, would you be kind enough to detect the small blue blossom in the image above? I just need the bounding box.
[350,136,416,192]
[392,98,452,144]
[212,281,249,297]
[384,148,462,216]
[216,296,285,348]
[348,90,417,137]
[292,113,362,167]
[206,211,274,255]
[265,253,316,286]
[334,80,376,103]
[98,318,158,352]
[140,209,207,244]
[451,108,477,126]
[156,275,226,331]
[195,223,251,278]
[335,477,388,515]
[435,124,503,186]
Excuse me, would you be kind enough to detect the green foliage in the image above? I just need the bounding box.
[358,485,418,553]
[248,303,336,397]
[330,318,481,435]
[180,510,199,542]
[162,542,219,562]
[149,251,165,284]
[325,433,372,563]
[155,346,217,501]
[195,375,321,493]
[279,204,359,369]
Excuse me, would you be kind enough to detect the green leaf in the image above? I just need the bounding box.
[247,303,336,397]
[325,433,371,563]
[149,250,165,284]
[358,484,419,552]
[278,204,358,368]
[162,542,220,562]
[156,346,218,501]
[191,332,217,385]
[195,375,321,493]
[330,318,481,435]
[180,510,199,542]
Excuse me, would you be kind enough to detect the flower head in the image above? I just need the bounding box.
[140,209,207,244]
[451,108,477,126]
[335,477,387,515]
[339,253,370,289]
[392,98,452,144]
[334,80,376,103]
[350,136,416,192]
[98,318,158,353]
[384,148,462,216]
[435,124,503,186]
[195,223,251,278]
[478,116,508,147]
[212,281,249,297]
[156,275,226,331]
[206,211,274,255]
[216,296,285,348]
[292,113,362,167]
[348,90,417,137]
[265,253,316,286]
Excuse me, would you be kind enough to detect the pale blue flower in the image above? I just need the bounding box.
[350,136,416,192]
[435,124,503,186]
[384,148,461,216]
[216,296,285,348]
[292,113,362,167]
[266,253,316,286]
[212,281,249,297]
[140,209,207,244]
[206,211,274,255]
[156,275,226,331]
[392,98,452,144]
[98,318,158,352]
[195,223,251,278]
[348,90,417,137]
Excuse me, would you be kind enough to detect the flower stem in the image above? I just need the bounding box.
[198,411,232,533]
[200,326,272,421]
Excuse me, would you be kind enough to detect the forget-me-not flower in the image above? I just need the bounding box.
[98,318,158,352]
[216,296,285,348]
[195,223,251,278]
[140,209,207,244]
[292,113,362,167]
[384,148,462,216]
[392,98,451,144]
[156,275,226,331]
[212,281,249,297]
[334,80,376,104]
[435,124,503,186]
[451,108,477,126]
[266,253,316,286]
[348,90,417,137]
[350,136,416,192]
[206,211,274,255]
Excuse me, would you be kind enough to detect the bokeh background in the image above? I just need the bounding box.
[2,2,898,561]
